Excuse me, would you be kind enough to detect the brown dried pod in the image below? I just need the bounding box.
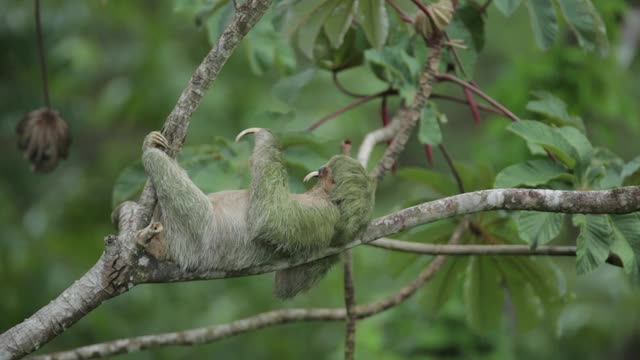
[16,107,71,173]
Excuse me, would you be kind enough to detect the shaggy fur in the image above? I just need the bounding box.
[141,129,375,299]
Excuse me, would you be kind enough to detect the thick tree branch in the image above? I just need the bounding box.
[136,186,640,283]
[0,1,272,358]
[138,0,272,222]
[33,220,468,360]
[370,41,443,181]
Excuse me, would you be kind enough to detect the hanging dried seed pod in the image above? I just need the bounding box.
[16,107,71,173]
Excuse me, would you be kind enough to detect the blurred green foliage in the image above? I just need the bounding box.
[2,0,640,359]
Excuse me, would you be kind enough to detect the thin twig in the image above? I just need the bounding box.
[443,32,468,78]
[411,0,436,27]
[307,90,393,131]
[438,143,464,193]
[343,252,356,360]
[430,93,503,116]
[332,71,370,98]
[386,0,414,23]
[34,0,51,108]
[435,73,520,122]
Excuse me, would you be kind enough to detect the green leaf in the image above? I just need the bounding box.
[507,120,578,168]
[610,213,640,275]
[283,0,334,38]
[516,211,564,248]
[495,159,572,188]
[364,42,419,101]
[323,0,357,48]
[296,0,342,58]
[112,161,146,207]
[556,126,593,166]
[494,0,523,16]
[526,91,585,130]
[420,257,468,313]
[272,69,316,105]
[621,155,640,184]
[573,214,614,275]
[357,0,389,48]
[464,257,504,332]
[581,148,624,189]
[396,167,458,196]
[525,0,558,49]
[418,105,443,146]
[497,256,565,330]
[556,0,609,56]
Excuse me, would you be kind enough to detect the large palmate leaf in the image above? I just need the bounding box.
[495,159,572,188]
[556,0,609,56]
[526,0,558,49]
[573,214,614,275]
[516,211,564,248]
[464,257,504,332]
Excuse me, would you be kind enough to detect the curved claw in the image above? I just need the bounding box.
[235,128,263,142]
[303,170,320,183]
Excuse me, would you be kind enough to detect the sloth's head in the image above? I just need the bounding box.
[305,155,376,238]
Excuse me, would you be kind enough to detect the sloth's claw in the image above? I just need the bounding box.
[235,128,263,142]
[143,131,170,152]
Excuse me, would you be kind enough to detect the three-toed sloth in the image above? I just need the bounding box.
[141,128,375,298]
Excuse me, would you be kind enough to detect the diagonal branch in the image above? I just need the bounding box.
[0,1,272,358]
[137,0,273,222]
[370,40,443,182]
